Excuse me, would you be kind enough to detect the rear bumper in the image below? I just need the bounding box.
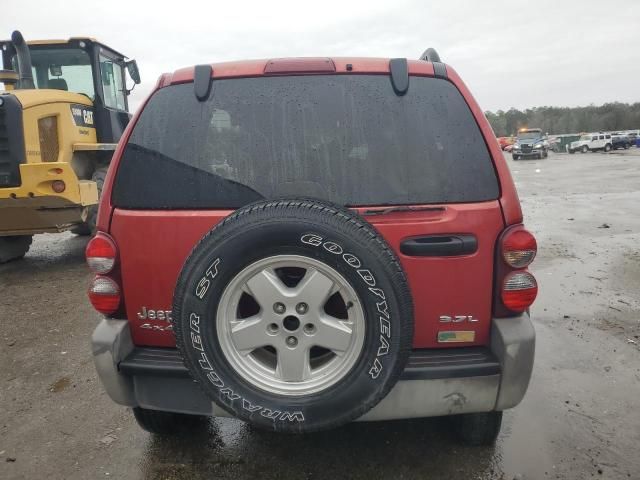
[92,314,535,420]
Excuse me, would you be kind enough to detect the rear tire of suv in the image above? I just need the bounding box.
[581,146,589,153]
[604,144,611,152]
[132,407,208,435]
[452,411,503,446]
[0,235,33,263]
[512,154,519,161]
[172,199,414,433]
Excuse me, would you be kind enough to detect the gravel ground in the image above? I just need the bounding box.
[1,149,639,480]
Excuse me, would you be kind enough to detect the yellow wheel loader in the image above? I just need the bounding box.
[0,30,140,262]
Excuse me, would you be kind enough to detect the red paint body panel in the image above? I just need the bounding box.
[98,56,521,350]
[444,67,522,225]
[110,202,503,349]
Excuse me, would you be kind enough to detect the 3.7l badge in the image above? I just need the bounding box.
[439,315,479,323]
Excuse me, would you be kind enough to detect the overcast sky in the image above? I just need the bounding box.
[3,0,639,112]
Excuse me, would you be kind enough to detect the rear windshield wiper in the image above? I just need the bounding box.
[361,206,445,216]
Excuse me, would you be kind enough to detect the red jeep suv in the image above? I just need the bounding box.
[87,50,537,445]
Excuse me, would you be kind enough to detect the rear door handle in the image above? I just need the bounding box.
[400,234,477,257]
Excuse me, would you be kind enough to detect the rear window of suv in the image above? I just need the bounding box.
[112,74,499,209]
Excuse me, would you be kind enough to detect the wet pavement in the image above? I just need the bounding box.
[1,150,640,479]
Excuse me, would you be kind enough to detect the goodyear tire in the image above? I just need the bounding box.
[172,199,413,432]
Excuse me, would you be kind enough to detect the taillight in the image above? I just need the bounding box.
[86,233,117,274]
[503,229,537,268]
[88,276,121,315]
[502,271,538,312]
[86,233,122,316]
[495,225,538,316]
[51,180,66,193]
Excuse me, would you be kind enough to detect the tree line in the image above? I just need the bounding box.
[485,102,640,137]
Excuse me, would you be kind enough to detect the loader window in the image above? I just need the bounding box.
[100,54,126,111]
[14,48,95,98]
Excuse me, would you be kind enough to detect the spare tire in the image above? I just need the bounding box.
[172,199,413,432]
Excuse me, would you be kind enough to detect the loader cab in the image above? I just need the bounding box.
[1,37,141,143]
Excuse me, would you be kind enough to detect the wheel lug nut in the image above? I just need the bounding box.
[273,302,286,314]
[267,323,279,334]
[286,336,298,347]
[303,323,316,335]
[295,302,308,314]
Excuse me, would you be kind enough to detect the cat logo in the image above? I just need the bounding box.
[70,104,95,128]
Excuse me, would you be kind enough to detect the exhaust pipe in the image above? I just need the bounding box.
[11,30,35,89]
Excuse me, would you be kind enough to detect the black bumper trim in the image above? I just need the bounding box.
[119,347,188,377]
[119,346,500,381]
[401,347,500,380]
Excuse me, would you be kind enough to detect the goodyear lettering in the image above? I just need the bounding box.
[342,253,362,268]
[301,233,323,247]
[368,358,383,379]
[377,335,390,356]
[380,317,391,337]
[299,233,393,380]
[376,300,390,319]
[357,269,376,287]
[368,287,386,300]
[323,241,343,255]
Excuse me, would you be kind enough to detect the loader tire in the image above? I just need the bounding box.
[71,167,108,236]
[0,235,33,263]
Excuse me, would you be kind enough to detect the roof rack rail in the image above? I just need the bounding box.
[419,48,441,63]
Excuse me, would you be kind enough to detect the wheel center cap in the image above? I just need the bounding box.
[283,315,301,332]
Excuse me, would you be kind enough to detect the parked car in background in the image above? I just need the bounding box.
[512,128,548,160]
[611,135,631,150]
[497,136,515,150]
[627,132,638,147]
[568,133,612,153]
